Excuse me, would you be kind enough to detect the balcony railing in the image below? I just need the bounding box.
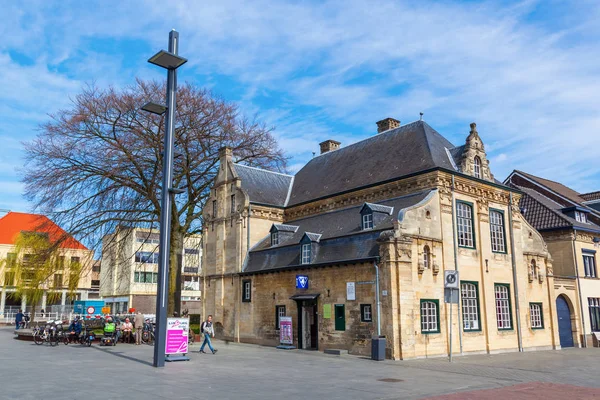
[183,267,199,274]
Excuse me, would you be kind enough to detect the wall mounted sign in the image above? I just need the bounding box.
[323,304,331,319]
[346,282,356,301]
[296,275,309,289]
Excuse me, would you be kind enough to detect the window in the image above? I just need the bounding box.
[495,284,512,330]
[70,256,80,266]
[135,251,159,264]
[212,200,217,217]
[184,248,200,255]
[583,254,597,278]
[242,280,251,302]
[22,270,35,284]
[137,236,160,244]
[529,303,544,329]
[134,272,158,283]
[589,298,600,332]
[53,274,63,288]
[360,304,372,322]
[275,305,286,329]
[473,156,482,179]
[301,244,311,265]
[456,202,475,248]
[489,210,506,253]
[575,211,588,223]
[22,254,33,267]
[362,213,373,230]
[4,271,15,286]
[91,280,100,288]
[461,282,480,331]
[57,256,65,270]
[530,260,538,280]
[271,231,279,246]
[231,194,236,214]
[6,253,16,268]
[423,246,430,269]
[420,300,440,333]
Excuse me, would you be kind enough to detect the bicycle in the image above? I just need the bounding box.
[141,321,155,345]
[33,324,59,346]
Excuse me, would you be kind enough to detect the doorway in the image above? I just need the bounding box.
[297,301,318,350]
[556,295,574,348]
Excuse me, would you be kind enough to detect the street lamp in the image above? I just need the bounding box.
[142,29,187,368]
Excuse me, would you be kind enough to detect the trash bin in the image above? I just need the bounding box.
[371,335,386,361]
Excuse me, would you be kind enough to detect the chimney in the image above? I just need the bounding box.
[376,117,400,133]
[319,139,341,154]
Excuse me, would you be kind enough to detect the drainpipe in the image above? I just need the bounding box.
[374,260,381,336]
[450,176,463,354]
[508,192,523,352]
[572,230,588,348]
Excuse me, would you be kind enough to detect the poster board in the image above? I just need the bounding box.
[165,317,189,355]
[279,316,293,345]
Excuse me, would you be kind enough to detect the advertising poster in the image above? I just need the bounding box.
[279,316,293,345]
[165,317,189,354]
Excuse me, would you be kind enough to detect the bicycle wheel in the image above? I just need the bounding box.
[34,332,44,346]
[49,335,57,346]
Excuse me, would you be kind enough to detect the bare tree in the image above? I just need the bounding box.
[23,79,286,314]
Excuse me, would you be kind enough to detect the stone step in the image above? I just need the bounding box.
[324,349,348,356]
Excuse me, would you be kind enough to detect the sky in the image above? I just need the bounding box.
[1,0,600,213]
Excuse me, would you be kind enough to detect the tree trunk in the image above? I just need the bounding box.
[168,224,184,316]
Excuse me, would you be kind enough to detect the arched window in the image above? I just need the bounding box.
[531,259,537,279]
[423,245,431,269]
[473,156,482,179]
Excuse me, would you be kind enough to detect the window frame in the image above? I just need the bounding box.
[301,243,311,265]
[212,200,217,218]
[583,254,597,278]
[420,299,440,334]
[460,281,481,332]
[362,213,373,230]
[360,304,373,322]
[489,208,507,254]
[423,245,431,269]
[231,194,236,215]
[271,231,279,246]
[589,297,600,332]
[473,156,482,179]
[456,201,476,249]
[494,283,513,331]
[242,279,252,302]
[275,305,286,329]
[529,302,544,330]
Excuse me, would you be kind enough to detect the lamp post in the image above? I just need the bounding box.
[142,29,187,368]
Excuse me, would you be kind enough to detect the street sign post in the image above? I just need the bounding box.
[444,270,459,363]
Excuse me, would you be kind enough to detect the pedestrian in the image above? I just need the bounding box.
[15,309,24,330]
[199,315,217,354]
[134,312,144,345]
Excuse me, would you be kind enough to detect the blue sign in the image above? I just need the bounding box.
[296,275,309,289]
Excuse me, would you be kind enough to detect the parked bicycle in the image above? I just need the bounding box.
[33,324,59,346]
[141,320,155,345]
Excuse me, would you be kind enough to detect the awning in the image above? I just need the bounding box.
[290,293,320,301]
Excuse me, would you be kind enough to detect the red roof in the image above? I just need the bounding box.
[0,212,88,250]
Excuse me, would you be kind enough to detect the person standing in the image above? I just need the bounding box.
[134,312,144,345]
[199,315,217,354]
[15,310,24,330]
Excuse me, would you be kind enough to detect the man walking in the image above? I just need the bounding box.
[15,309,24,330]
[199,315,217,354]
[134,312,144,345]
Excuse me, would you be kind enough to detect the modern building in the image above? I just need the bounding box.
[202,118,561,359]
[505,170,600,347]
[99,226,202,314]
[0,211,94,316]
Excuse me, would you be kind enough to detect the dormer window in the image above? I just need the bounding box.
[575,211,588,223]
[271,231,279,246]
[269,224,299,247]
[362,213,373,230]
[473,156,482,179]
[301,244,311,264]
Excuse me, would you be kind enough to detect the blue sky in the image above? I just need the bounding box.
[1,0,600,212]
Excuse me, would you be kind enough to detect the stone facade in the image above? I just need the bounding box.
[202,121,561,359]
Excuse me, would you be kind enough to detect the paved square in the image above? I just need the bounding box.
[1,328,599,400]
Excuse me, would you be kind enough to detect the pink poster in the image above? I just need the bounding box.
[165,318,189,354]
[279,316,293,345]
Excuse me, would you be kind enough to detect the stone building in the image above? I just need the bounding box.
[0,212,94,316]
[100,226,202,314]
[202,119,561,359]
[505,170,600,347]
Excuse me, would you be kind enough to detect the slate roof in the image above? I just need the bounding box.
[244,190,433,273]
[287,121,458,206]
[363,203,394,215]
[515,186,600,233]
[233,164,293,207]
[272,224,299,233]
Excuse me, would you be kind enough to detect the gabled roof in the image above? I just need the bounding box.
[514,170,586,204]
[271,224,299,233]
[233,164,293,207]
[302,232,322,243]
[287,121,458,206]
[0,212,88,250]
[361,202,394,215]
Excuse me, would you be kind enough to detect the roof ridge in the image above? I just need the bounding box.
[516,185,573,227]
[233,163,293,177]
